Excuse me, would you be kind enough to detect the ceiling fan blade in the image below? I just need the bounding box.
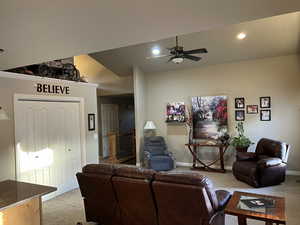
[183,54,201,61]
[146,54,170,59]
[183,48,208,55]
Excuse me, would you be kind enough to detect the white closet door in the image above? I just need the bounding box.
[101,104,119,158]
[15,100,82,199]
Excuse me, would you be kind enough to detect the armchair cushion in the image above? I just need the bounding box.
[149,155,174,171]
[257,158,282,168]
[215,190,231,210]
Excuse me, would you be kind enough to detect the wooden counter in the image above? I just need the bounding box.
[0,180,57,225]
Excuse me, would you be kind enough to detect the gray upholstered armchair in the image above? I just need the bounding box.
[143,136,176,171]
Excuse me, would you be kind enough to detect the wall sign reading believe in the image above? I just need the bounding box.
[36,83,70,95]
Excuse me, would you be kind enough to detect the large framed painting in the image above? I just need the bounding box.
[192,96,228,139]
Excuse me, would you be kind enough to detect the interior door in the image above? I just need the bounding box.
[101,104,119,158]
[14,99,82,199]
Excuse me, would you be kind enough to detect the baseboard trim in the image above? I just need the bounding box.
[176,162,300,176]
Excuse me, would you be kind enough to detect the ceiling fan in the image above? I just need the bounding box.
[147,36,208,64]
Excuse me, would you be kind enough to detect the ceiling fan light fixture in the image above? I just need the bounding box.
[0,49,5,55]
[237,32,246,40]
[152,47,160,56]
[171,57,184,64]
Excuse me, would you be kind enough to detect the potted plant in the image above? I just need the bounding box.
[230,122,253,152]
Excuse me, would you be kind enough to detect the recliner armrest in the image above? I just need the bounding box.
[144,151,152,159]
[215,190,231,210]
[257,157,282,168]
[236,152,256,161]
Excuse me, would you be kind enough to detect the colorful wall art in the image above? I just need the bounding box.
[166,102,186,122]
[192,96,228,139]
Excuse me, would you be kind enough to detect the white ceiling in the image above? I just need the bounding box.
[1,1,300,70]
[91,12,300,76]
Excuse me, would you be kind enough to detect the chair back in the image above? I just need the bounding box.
[152,171,219,225]
[76,164,120,225]
[144,136,167,156]
[255,138,290,163]
[112,166,158,225]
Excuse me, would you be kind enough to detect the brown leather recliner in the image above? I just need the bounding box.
[153,171,231,225]
[77,163,231,225]
[76,164,121,225]
[233,138,290,187]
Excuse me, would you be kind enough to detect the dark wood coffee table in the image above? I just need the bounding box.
[225,191,286,225]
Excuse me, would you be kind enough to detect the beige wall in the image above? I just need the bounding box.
[133,66,147,165]
[74,55,133,96]
[144,54,300,171]
[0,72,99,181]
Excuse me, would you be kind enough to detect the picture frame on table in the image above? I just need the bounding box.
[235,110,245,121]
[246,105,258,114]
[260,110,271,121]
[260,97,271,108]
[88,113,96,131]
[235,97,245,109]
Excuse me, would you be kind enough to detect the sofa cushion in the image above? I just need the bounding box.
[82,163,115,175]
[155,171,220,211]
[115,166,156,180]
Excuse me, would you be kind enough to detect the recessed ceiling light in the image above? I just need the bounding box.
[0,49,5,55]
[237,32,247,40]
[152,47,160,56]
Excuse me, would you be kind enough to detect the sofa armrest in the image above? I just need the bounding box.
[215,190,231,210]
[236,152,256,161]
[257,157,282,168]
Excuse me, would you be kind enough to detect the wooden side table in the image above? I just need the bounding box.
[185,143,229,173]
[225,191,286,225]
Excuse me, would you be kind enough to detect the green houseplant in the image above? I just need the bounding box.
[230,122,253,152]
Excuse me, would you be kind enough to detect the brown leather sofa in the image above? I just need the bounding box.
[76,163,231,225]
[232,138,290,187]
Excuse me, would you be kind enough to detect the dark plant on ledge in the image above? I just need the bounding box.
[230,122,253,152]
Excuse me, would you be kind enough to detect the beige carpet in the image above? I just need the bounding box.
[42,170,300,225]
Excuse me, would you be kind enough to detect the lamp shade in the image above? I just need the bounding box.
[0,107,9,120]
[144,121,156,130]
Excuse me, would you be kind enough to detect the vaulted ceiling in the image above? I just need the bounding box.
[91,12,300,76]
[1,1,300,70]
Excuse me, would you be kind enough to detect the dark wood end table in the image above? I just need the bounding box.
[185,143,228,173]
[225,191,286,225]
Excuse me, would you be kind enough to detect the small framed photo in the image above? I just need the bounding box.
[246,105,258,114]
[235,98,245,109]
[260,110,271,121]
[88,113,96,131]
[260,97,271,108]
[235,110,245,121]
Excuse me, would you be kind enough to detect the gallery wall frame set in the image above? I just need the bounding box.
[234,96,271,121]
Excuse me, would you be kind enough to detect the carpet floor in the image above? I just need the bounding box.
[42,170,300,225]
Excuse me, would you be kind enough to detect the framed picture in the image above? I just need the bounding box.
[235,98,245,109]
[235,110,245,121]
[260,97,271,108]
[88,113,96,131]
[191,96,228,139]
[166,102,186,123]
[246,105,258,114]
[260,110,271,121]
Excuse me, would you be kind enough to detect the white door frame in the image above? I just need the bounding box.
[14,94,87,180]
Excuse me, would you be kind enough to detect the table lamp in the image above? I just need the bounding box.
[144,121,156,137]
